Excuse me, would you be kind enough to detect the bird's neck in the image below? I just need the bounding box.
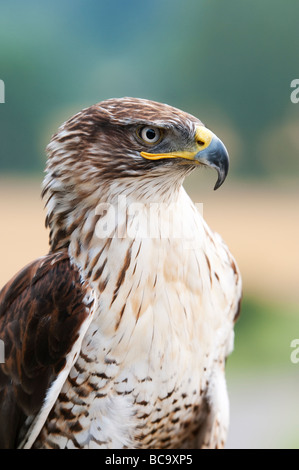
[67,181,190,263]
[66,183,204,325]
[43,171,189,252]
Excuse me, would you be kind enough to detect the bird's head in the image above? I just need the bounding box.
[42,97,229,249]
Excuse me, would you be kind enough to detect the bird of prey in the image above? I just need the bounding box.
[0,97,242,449]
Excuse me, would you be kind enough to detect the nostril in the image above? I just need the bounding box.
[195,126,212,148]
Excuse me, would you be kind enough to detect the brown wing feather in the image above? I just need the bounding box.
[0,251,91,448]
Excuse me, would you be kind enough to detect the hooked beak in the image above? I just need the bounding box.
[193,127,229,190]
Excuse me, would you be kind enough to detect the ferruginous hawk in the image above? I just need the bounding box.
[0,97,242,449]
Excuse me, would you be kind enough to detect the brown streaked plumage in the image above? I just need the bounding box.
[0,97,241,448]
[0,252,94,448]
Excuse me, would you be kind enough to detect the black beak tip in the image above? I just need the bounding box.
[213,167,228,190]
[213,143,229,190]
[214,178,223,191]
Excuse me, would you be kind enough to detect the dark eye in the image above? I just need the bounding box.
[139,126,162,144]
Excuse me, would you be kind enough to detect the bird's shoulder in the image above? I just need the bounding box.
[0,251,93,448]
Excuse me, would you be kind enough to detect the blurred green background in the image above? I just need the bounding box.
[0,0,298,448]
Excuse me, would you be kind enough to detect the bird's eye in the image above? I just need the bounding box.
[138,126,162,144]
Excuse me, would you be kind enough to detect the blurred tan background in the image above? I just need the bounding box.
[0,0,298,449]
